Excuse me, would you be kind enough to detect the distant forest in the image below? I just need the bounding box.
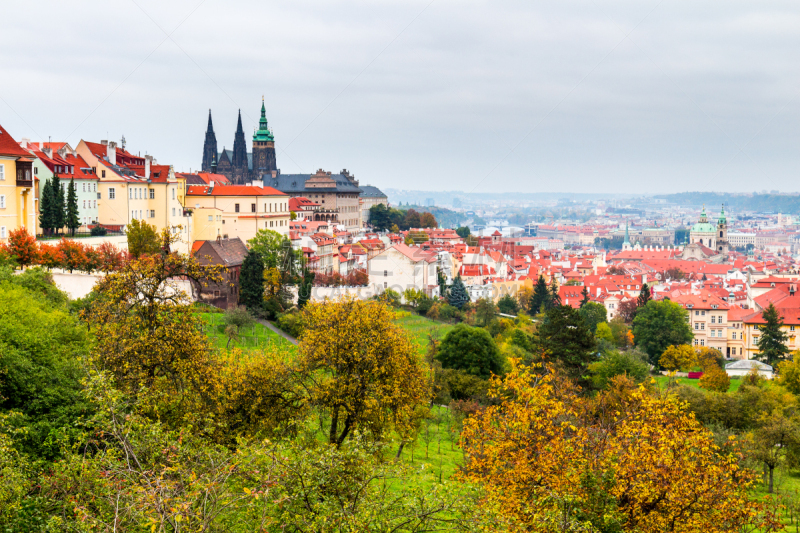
[655,192,800,214]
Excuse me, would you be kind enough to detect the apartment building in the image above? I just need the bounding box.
[0,124,36,241]
[672,293,729,353]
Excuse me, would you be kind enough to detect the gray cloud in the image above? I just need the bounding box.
[1,0,798,194]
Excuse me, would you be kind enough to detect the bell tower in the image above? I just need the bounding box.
[252,96,277,178]
[717,205,729,254]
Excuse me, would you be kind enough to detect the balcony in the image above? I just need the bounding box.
[16,160,33,188]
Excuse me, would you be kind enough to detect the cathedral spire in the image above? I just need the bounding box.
[201,109,218,172]
[236,109,244,134]
[231,109,249,181]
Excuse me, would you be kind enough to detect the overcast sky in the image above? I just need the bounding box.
[1,1,799,194]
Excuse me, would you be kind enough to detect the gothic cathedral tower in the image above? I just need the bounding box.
[717,205,729,255]
[231,110,249,184]
[201,110,217,172]
[251,97,277,178]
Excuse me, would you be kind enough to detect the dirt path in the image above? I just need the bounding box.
[257,319,299,345]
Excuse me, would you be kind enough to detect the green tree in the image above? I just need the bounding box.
[530,275,550,314]
[580,285,590,307]
[637,282,652,308]
[248,228,285,268]
[497,294,519,315]
[65,177,80,236]
[632,300,693,367]
[297,268,315,309]
[437,324,503,379]
[548,277,561,308]
[38,179,55,235]
[448,275,469,309]
[535,305,596,384]
[756,303,790,366]
[238,249,265,312]
[595,321,614,343]
[368,203,391,231]
[475,297,497,327]
[222,306,255,348]
[51,173,66,234]
[126,218,160,258]
[578,301,608,333]
[455,226,470,239]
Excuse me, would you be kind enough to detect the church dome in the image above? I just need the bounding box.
[691,222,716,233]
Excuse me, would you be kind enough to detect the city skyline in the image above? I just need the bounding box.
[1,1,799,194]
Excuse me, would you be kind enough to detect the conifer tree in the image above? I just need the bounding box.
[51,173,66,235]
[297,268,315,309]
[637,282,652,308]
[38,179,54,235]
[447,275,469,309]
[530,275,550,314]
[66,177,80,236]
[580,285,590,307]
[548,277,561,309]
[239,250,265,312]
[757,303,789,366]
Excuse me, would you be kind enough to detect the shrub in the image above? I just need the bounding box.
[90,225,108,236]
[588,349,650,390]
[277,310,305,339]
[437,324,503,379]
[699,366,731,393]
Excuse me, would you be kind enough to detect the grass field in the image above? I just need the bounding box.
[393,309,456,353]
[199,312,294,351]
[652,374,743,393]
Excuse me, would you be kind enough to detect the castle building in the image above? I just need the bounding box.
[201,99,277,184]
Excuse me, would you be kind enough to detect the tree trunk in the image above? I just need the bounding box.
[328,405,339,445]
[769,465,775,494]
[395,441,406,461]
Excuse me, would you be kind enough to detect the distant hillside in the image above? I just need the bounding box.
[654,192,800,214]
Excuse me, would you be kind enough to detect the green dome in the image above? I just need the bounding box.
[691,222,716,233]
[253,97,274,142]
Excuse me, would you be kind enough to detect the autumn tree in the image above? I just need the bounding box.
[85,229,224,425]
[659,344,696,373]
[459,361,781,532]
[5,228,39,267]
[298,296,431,447]
[419,212,437,228]
[756,303,790,365]
[126,218,160,258]
[617,298,639,323]
[516,285,533,311]
[474,297,497,327]
[699,365,731,393]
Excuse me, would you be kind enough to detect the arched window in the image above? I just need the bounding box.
[699,239,703,245]
[720,231,723,237]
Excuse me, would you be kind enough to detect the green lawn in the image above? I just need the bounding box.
[393,309,456,353]
[199,312,293,351]
[652,374,743,393]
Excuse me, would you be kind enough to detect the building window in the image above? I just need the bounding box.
[34,166,38,175]
[235,203,240,213]
[701,323,705,330]
[384,282,387,289]
[150,210,155,218]
[109,188,115,199]
[102,170,106,178]
[694,339,698,346]
[83,200,86,208]
[700,339,705,346]
[251,203,256,213]
[701,310,705,316]
[695,310,699,316]
[384,270,388,277]
[94,183,96,192]
[82,183,85,192]
[711,316,715,324]
[208,215,213,221]
[694,323,699,330]
[150,188,155,199]
[792,326,796,332]
[172,188,176,200]
[710,330,715,338]
[0,195,5,209]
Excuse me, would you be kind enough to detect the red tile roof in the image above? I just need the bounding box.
[0,124,31,157]
[186,184,286,196]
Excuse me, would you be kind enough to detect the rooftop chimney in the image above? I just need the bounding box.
[42,147,53,159]
[107,141,117,166]
[144,155,152,180]
[100,140,108,146]
[20,137,30,148]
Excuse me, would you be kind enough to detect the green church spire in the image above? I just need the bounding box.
[253,96,274,142]
[718,204,726,225]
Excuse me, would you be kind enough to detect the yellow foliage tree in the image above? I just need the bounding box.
[516,286,533,311]
[659,344,696,372]
[86,229,224,424]
[776,351,800,395]
[696,346,723,371]
[299,296,431,446]
[699,365,731,393]
[459,361,781,532]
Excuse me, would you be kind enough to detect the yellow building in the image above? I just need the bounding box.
[0,124,37,242]
[743,308,800,360]
[76,140,188,250]
[183,183,290,244]
[726,306,748,359]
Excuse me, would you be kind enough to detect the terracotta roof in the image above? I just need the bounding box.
[193,238,248,266]
[186,184,286,196]
[0,124,31,157]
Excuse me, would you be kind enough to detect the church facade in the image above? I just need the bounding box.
[679,206,729,262]
[201,98,278,184]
